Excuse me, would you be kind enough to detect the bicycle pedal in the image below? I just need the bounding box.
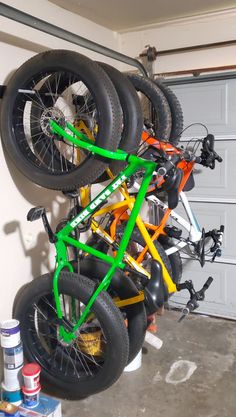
[27,206,45,222]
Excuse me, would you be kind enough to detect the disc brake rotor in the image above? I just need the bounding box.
[40,107,66,138]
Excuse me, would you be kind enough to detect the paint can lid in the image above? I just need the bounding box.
[0,319,20,330]
[22,363,41,376]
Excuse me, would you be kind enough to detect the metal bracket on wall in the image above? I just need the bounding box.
[139,45,157,79]
[0,2,148,98]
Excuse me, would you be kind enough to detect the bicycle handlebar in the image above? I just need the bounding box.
[182,277,213,314]
[178,277,214,322]
[200,276,214,294]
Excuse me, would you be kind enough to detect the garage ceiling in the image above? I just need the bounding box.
[49,0,236,31]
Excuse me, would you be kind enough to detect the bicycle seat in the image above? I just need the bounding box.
[155,168,183,209]
[144,260,168,315]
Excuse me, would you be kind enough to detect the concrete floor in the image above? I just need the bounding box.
[1,310,235,416]
[61,310,236,417]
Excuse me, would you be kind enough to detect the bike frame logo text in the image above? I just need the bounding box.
[70,174,127,228]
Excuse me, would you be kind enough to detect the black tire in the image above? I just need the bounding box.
[123,299,146,363]
[126,74,172,140]
[13,272,129,399]
[1,50,122,191]
[97,63,143,181]
[158,236,182,285]
[80,257,147,363]
[155,79,184,145]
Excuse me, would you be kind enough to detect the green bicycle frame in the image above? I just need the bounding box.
[51,121,156,343]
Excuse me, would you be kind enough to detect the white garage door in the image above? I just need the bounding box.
[166,74,236,318]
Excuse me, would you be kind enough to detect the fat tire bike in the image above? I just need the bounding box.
[12,121,215,397]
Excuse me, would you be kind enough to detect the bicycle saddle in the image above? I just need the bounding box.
[144,260,168,315]
[153,168,183,209]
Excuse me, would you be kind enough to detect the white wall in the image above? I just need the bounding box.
[0,0,120,322]
[119,9,236,73]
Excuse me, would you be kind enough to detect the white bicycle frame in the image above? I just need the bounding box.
[147,191,202,256]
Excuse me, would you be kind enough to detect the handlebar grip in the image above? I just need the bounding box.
[220,225,225,233]
[202,276,214,291]
[205,134,215,151]
[216,154,223,163]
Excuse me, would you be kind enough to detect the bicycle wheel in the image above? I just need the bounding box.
[1,50,122,191]
[97,63,143,181]
[13,272,129,399]
[154,79,184,145]
[126,74,172,140]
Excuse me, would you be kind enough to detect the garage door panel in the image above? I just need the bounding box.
[168,76,236,317]
[191,145,227,194]
[174,202,234,259]
[174,82,228,127]
[171,261,236,318]
[186,142,236,199]
[172,79,236,137]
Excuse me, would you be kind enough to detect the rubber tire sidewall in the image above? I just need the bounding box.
[158,236,183,285]
[155,79,184,145]
[96,62,143,181]
[13,272,129,399]
[126,73,172,141]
